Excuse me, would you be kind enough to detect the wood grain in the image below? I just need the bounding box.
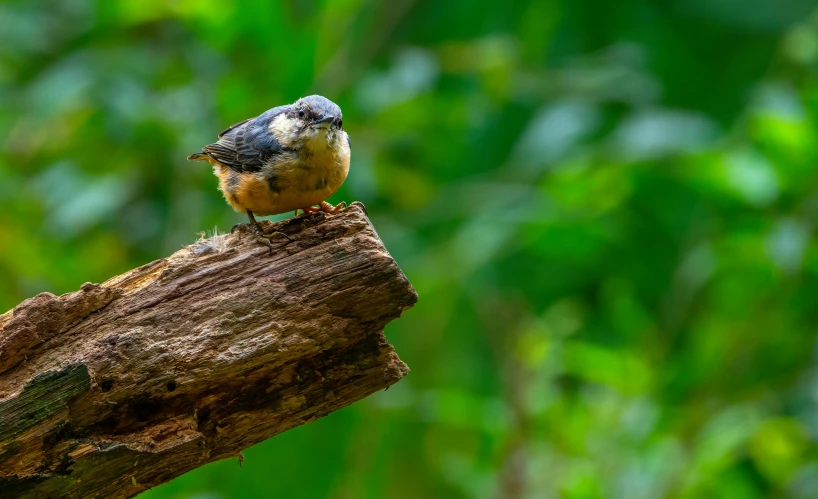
[0,203,416,498]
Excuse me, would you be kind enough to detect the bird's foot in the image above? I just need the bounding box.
[297,206,321,216]
[349,201,368,215]
[319,201,347,214]
[295,202,346,216]
[232,222,291,255]
[254,223,293,255]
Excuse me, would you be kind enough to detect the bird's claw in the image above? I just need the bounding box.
[298,206,321,215]
[259,230,293,242]
[349,201,368,215]
[296,202,347,216]
[320,201,347,214]
[244,222,291,255]
[255,236,274,255]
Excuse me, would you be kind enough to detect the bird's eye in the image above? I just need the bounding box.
[338,119,343,128]
[298,109,305,118]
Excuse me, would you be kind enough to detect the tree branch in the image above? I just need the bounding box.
[0,203,416,499]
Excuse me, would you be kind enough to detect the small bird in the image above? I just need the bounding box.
[188,95,350,251]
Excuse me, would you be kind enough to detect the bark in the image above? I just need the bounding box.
[0,203,416,499]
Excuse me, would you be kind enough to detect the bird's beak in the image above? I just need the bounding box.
[311,115,334,129]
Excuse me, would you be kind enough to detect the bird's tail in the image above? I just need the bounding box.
[187,152,208,161]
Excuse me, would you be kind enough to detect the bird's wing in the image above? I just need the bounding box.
[204,105,290,173]
[217,118,252,138]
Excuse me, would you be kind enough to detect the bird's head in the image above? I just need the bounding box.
[269,95,345,153]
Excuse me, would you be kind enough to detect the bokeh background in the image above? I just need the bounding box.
[3,0,818,497]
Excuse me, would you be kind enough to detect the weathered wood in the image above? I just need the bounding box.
[0,204,416,499]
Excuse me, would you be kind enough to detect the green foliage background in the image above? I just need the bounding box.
[2,0,818,497]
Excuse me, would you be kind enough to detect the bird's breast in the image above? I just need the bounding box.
[226,139,350,216]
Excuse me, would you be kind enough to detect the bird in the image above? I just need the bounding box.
[188,95,351,252]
